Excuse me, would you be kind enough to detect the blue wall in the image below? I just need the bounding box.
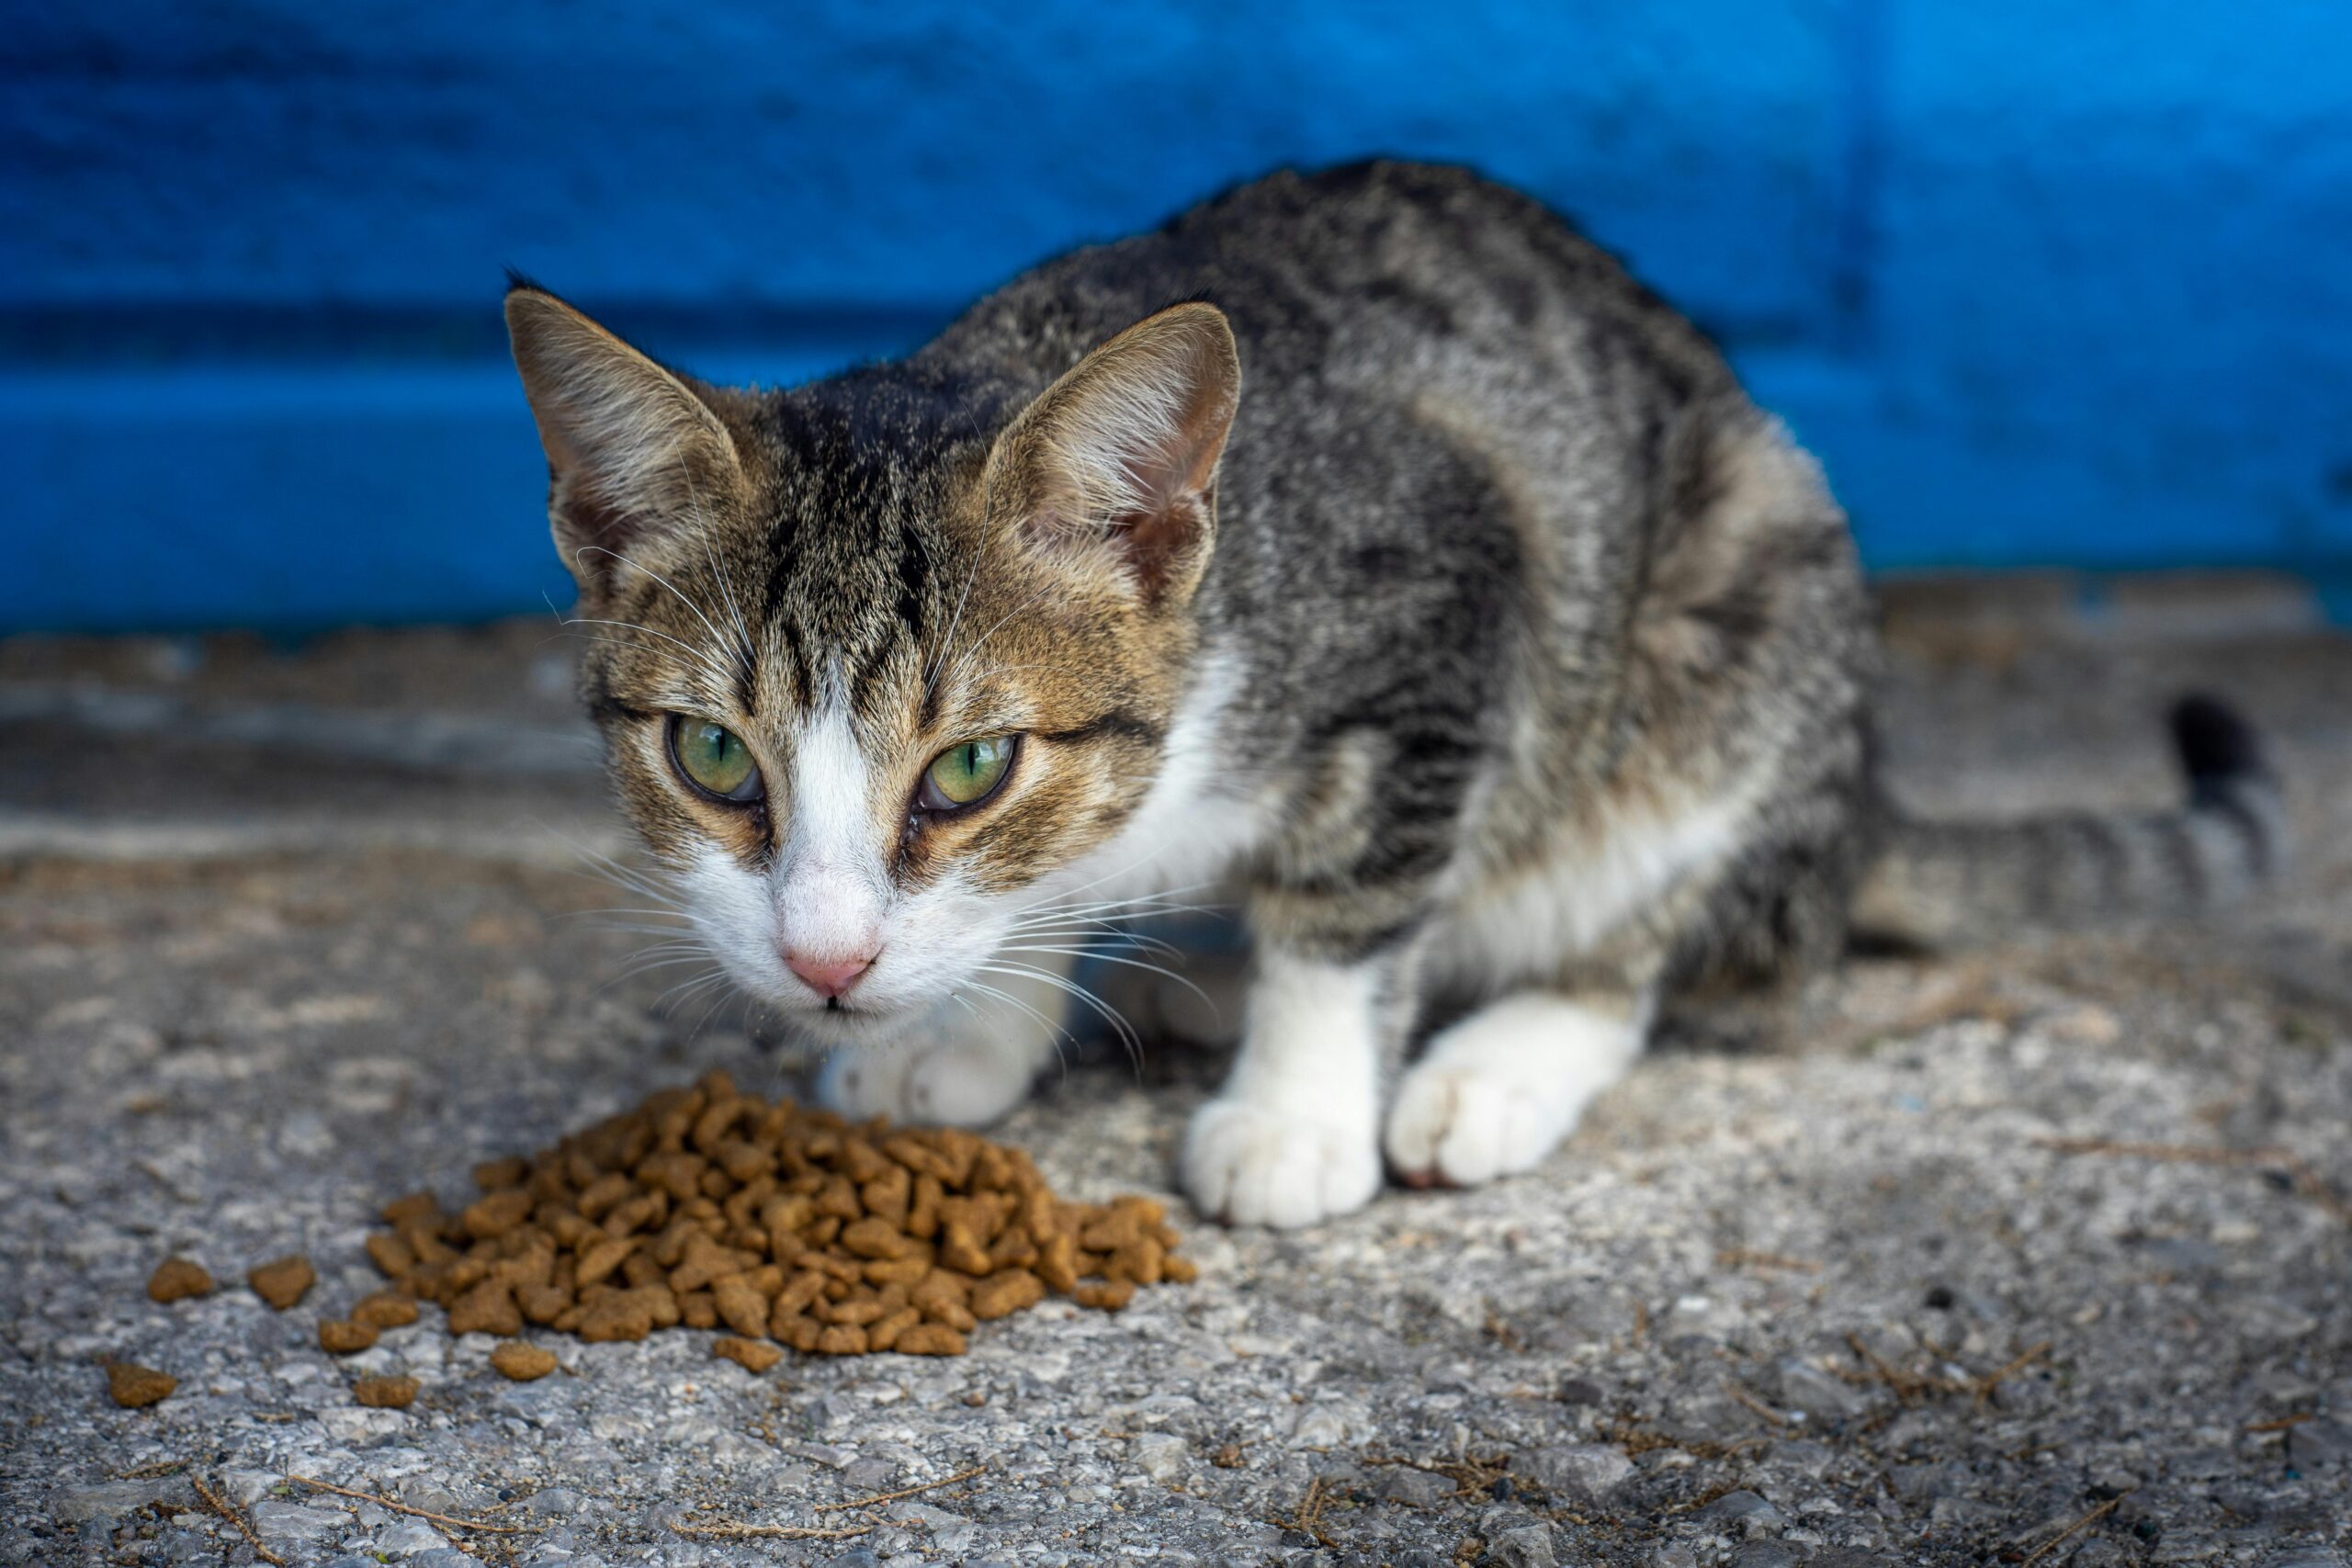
[6,2,2349,630]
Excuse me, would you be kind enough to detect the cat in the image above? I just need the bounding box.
[505,160,2284,1229]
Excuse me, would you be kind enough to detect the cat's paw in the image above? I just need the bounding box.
[1182,1096,1381,1229]
[1383,1059,1569,1188]
[817,1035,1037,1128]
[1382,994,1643,1188]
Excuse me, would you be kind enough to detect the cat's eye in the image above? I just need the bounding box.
[667,716,763,802]
[917,735,1018,813]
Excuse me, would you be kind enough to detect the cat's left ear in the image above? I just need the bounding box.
[983,302,1240,608]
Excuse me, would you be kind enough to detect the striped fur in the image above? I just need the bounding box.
[507,162,2286,1225]
[1852,695,2288,949]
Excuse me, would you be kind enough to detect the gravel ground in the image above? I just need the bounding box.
[3,575,2348,1568]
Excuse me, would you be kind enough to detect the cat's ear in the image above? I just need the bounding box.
[504,285,746,597]
[983,302,1240,607]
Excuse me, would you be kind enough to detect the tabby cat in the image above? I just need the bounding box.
[506,161,2281,1228]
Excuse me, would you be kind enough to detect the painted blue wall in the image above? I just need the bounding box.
[5,2,2348,630]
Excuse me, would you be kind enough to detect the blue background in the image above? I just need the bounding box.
[6,2,2349,630]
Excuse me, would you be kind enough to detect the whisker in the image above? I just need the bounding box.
[1013,866,1218,918]
[656,968,735,1013]
[922,550,988,701]
[558,614,737,694]
[598,953,719,1001]
[935,581,1062,698]
[555,905,695,923]
[958,979,1075,1089]
[974,958,1142,1074]
[999,923,1183,959]
[996,943,1213,1008]
[572,545,741,676]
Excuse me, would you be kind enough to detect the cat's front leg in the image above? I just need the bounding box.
[816,946,1071,1127]
[1384,986,1651,1187]
[1181,948,1392,1228]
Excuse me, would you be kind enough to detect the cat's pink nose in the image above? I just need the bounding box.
[786,952,873,999]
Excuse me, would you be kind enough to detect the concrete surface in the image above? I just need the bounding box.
[3,575,2350,1566]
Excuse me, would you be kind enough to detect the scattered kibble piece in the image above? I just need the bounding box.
[247,1255,315,1311]
[146,1257,214,1304]
[490,1341,559,1382]
[713,1335,784,1372]
[445,1280,525,1337]
[350,1291,420,1329]
[358,1070,1196,1359]
[107,1362,176,1409]
[893,1324,967,1356]
[318,1319,378,1354]
[352,1374,419,1409]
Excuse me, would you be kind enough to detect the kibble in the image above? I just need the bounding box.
[351,1290,420,1329]
[352,1374,419,1408]
[318,1318,379,1354]
[146,1257,214,1304]
[247,1255,315,1311]
[489,1341,558,1382]
[107,1362,176,1409]
[356,1070,1195,1359]
[713,1335,783,1372]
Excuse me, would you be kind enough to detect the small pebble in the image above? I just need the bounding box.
[146,1257,214,1304]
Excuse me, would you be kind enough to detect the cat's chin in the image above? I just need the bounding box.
[775,995,923,1048]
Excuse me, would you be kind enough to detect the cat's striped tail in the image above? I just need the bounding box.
[1849,694,2288,950]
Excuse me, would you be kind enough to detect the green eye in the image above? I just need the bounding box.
[668,716,762,801]
[919,736,1017,811]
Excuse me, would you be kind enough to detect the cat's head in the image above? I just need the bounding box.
[505,286,1239,1043]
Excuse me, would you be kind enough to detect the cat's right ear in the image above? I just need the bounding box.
[504,285,746,598]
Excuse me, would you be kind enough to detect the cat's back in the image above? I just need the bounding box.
[930,160,1737,421]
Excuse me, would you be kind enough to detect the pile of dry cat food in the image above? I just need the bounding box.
[345,1070,1194,1361]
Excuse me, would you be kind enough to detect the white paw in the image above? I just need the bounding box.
[817,1036,1036,1128]
[1383,1058,1571,1188]
[1382,992,1645,1188]
[1182,1097,1381,1229]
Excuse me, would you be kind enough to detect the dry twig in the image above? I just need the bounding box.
[1720,1378,1791,1427]
[2020,1493,2129,1567]
[1973,1340,2052,1408]
[287,1473,534,1535]
[1364,1450,1526,1502]
[1715,1247,1821,1274]
[812,1464,988,1513]
[191,1474,288,1567]
[670,1518,875,1541]
[1845,1329,2053,1410]
[1592,1416,1769,1462]
[1845,1331,1933,1404]
[1270,1475,1339,1548]
[2245,1413,2312,1433]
